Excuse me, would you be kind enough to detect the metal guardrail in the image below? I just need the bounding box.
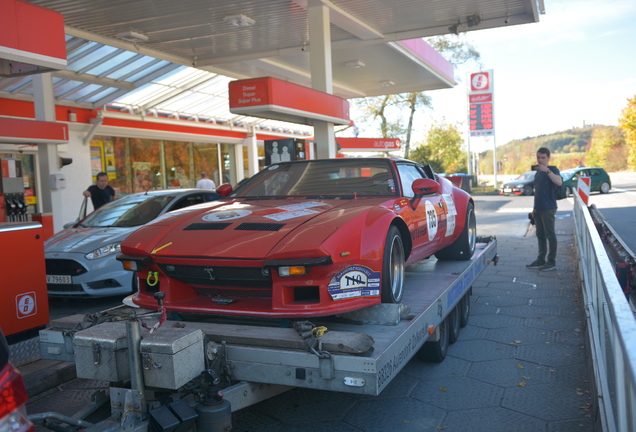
[573,193,636,432]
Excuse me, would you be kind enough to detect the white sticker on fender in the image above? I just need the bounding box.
[442,194,457,236]
[202,210,252,221]
[425,200,438,241]
[264,208,320,221]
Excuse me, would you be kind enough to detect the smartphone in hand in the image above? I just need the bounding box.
[531,165,539,171]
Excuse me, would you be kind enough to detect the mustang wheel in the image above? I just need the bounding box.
[381,226,405,303]
[599,181,610,194]
[523,185,533,196]
[435,202,476,261]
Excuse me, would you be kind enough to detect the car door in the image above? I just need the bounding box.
[588,169,602,191]
[396,163,446,260]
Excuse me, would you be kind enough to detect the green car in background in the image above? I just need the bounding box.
[560,167,612,196]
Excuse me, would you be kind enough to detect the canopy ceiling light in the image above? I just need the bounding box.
[448,23,459,35]
[466,13,482,27]
[380,80,395,87]
[115,31,149,42]
[344,59,366,68]
[223,14,256,27]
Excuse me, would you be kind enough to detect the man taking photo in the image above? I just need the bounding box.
[526,147,562,272]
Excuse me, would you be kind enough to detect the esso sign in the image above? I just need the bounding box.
[470,72,491,92]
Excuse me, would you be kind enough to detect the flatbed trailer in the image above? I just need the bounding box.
[37,237,497,430]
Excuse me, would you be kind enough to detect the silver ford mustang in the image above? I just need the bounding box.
[44,189,219,297]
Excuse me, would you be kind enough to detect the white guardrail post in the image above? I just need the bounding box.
[573,193,636,432]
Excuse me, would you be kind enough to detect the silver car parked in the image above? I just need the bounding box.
[45,189,219,297]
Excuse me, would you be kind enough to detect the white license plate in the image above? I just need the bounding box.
[504,188,512,192]
[47,275,72,284]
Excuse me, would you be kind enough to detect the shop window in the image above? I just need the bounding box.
[194,143,219,187]
[165,141,192,188]
[130,138,162,192]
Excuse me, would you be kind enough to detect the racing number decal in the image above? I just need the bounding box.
[425,200,438,241]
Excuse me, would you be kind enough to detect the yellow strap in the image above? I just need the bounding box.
[312,326,328,338]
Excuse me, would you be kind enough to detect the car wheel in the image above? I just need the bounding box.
[434,202,476,261]
[417,316,449,362]
[448,306,461,344]
[599,182,610,194]
[523,185,533,196]
[565,186,572,197]
[381,226,405,303]
[459,292,470,328]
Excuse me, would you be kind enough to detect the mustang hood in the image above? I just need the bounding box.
[128,199,377,260]
[45,227,136,254]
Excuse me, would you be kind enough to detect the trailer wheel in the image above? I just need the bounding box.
[381,226,405,303]
[434,202,476,261]
[417,316,449,362]
[448,307,461,344]
[459,293,470,328]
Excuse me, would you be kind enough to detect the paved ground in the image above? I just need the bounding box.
[22,211,596,432]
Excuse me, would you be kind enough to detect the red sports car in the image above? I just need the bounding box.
[118,158,476,317]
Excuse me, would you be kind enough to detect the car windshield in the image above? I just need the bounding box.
[517,172,535,180]
[79,194,175,227]
[232,159,398,198]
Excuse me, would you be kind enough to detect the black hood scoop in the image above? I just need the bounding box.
[184,222,232,231]
[235,222,285,231]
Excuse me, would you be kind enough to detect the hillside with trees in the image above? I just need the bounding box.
[478,125,628,175]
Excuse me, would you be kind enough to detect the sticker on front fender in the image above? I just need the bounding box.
[328,265,380,300]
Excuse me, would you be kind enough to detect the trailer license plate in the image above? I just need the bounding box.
[47,275,71,284]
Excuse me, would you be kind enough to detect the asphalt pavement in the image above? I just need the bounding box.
[21,210,596,432]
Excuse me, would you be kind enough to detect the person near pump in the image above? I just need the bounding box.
[83,172,115,210]
[526,147,562,271]
[195,172,216,190]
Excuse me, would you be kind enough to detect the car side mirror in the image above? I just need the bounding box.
[216,183,233,197]
[410,178,439,209]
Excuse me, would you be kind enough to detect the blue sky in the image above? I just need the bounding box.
[424,0,636,152]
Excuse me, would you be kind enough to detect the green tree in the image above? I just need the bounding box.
[618,95,636,170]
[410,121,466,173]
[586,126,626,171]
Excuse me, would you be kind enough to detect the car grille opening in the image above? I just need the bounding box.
[47,284,84,293]
[184,223,232,231]
[157,264,271,288]
[45,259,87,276]
[234,222,285,231]
[86,279,122,290]
[193,287,272,299]
[293,286,320,303]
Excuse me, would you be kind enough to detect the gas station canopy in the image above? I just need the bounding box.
[1,0,543,128]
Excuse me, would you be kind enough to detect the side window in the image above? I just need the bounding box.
[397,164,424,198]
[589,169,600,177]
[171,194,205,211]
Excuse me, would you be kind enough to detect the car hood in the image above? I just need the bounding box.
[45,226,137,254]
[503,179,531,187]
[123,198,383,260]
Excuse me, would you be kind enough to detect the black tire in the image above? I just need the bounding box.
[381,226,405,303]
[417,316,449,362]
[131,273,138,294]
[523,185,533,196]
[565,186,572,197]
[459,292,470,328]
[448,306,461,344]
[435,202,476,261]
[599,182,610,194]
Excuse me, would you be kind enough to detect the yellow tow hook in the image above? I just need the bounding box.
[146,271,159,286]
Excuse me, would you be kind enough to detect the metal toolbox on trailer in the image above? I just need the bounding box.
[73,321,129,382]
[140,327,204,390]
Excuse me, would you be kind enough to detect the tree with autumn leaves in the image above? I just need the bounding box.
[618,95,636,171]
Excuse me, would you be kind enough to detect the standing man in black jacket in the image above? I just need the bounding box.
[83,172,115,210]
[526,147,562,271]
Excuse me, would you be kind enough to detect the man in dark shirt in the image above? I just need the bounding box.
[83,172,115,210]
[526,147,562,271]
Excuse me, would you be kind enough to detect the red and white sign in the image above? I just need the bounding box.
[0,117,68,144]
[336,137,401,151]
[16,292,37,319]
[229,77,351,126]
[469,94,492,103]
[470,71,492,93]
[577,176,590,205]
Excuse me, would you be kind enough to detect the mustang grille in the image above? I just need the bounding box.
[45,259,87,276]
[184,223,232,230]
[235,222,285,231]
[157,264,271,288]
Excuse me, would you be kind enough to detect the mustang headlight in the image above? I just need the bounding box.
[85,242,121,260]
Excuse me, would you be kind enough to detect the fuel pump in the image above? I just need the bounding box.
[0,158,28,223]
